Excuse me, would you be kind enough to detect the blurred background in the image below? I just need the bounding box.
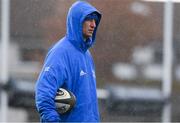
[0,0,180,122]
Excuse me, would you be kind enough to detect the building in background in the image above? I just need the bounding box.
[7,0,180,85]
[1,0,180,122]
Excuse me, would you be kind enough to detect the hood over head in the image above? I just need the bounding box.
[66,1,101,52]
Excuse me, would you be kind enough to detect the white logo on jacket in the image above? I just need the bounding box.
[80,70,87,76]
[44,67,50,72]
[92,70,96,78]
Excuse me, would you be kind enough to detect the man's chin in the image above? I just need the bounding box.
[88,33,93,37]
[83,34,93,40]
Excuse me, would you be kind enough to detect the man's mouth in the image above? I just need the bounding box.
[88,30,94,33]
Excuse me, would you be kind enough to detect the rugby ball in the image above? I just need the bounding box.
[55,88,76,114]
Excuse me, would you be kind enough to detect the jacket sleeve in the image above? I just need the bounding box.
[35,64,65,122]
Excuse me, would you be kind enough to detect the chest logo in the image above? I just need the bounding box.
[44,66,50,72]
[92,70,96,78]
[80,70,87,76]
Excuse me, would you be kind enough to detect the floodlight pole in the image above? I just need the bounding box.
[0,0,10,122]
[162,0,173,123]
[163,0,173,100]
[142,0,173,122]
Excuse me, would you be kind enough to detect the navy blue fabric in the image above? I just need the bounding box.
[84,12,99,22]
[35,1,101,122]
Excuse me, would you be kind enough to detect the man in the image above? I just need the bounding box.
[35,0,101,122]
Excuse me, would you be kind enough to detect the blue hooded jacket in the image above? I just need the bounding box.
[35,1,101,122]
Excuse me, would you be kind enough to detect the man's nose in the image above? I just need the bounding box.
[90,20,96,28]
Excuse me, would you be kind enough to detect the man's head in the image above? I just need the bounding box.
[66,1,101,51]
[83,13,98,40]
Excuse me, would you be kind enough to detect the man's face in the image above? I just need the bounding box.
[82,19,96,40]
